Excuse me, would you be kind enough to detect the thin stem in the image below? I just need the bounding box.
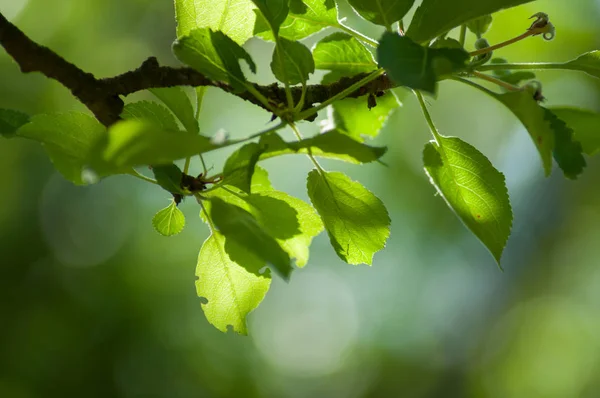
[459,24,467,47]
[414,91,442,144]
[450,76,497,97]
[183,157,192,174]
[295,69,385,121]
[198,198,216,233]
[336,23,379,47]
[128,169,158,184]
[198,154,208,175]
[289,123,325,174]
[477,62,565,72]
[469,31,534,57]
[471,71,522,92]
[245,84,278,114]
[195,87,207,121]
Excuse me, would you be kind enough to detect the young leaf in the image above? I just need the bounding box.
[259,0,338,41]
[210,197,293,279]
[88,119,213,175]
[347,0,415,29]
[377,33,469,94]
[150,87,199,134]
[423,136,512,264]
[313,32,377,84]
[271,38,315,85]
[152,164,187,195]
[467,14,493,37]
[327,92,400,142]
[223,143,264,193]
[173,28,256,92]
[543,108,586,179]
[121,101,179,130]
[153,201,186,236]
[549,107,600,156]
[196,232,271,334]
[15,112,105,185]
[0,108,30,137]
[174,0,258,45]
[251,0,289,37]
[407,0,535,43]
[494,91,554,176]
[307,170,390,265]
[259,131,387,163]
[561,51,600,80]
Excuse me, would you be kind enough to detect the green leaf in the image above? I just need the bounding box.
[153,201,186,236]
[307,170,390,265]
[494,91,554,176]
[407,0,535,43]
[150,87,199,134]
[173,28,256,92]
[259,130,387,163]
[174,0,258,44]
[313,32,377,84]
[88,119,213,175]
[327,92,400,142]
[0,108,30,137]
[489,58,536,86]
[259,0,338,41]
[251,0,289,37]
[347,0,414,28]
[223,143,264,193]
[561,51,600,80]
[423,136,512,264]
[271,38,315,85]
[467,14,493,37]
[152,164,188,195]
[377,33,469,94]
[15,112,105,184]
[549,107,600,156]
[210,197,293,279]
[543,108,586,179]
[196,232,271,334]
[121,101,179,130]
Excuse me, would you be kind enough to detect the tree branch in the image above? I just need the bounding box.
[0,11,393,127]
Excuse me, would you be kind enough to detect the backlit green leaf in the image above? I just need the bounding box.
[467,14,493,37]
[15,112,105,185]
[407,0,535,43]
[271,38,315,85]
[549,107,600,156]
[423,136,512,264]
[153,200,186,236]
[377,33,469,93]
[196,232,271,334]
[150,87,199,134]
[313,32,377,84]
[307,170,390,265]
[259,0,338,41]
[210,197,293,279]
[174,0,257,44]
[560,51,600,80]
[251,0,289,37]
[152,164,187,195]
[121,101,179,130]
[259,130,387,163]
[223,143,264,193]
[173,28,256,92]
[0,108,29,137]
[544,108,586,179]
[347,0,414,28]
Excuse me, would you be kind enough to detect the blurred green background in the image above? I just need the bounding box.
[2,0,600,397]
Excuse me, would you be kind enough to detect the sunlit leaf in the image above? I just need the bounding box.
[174,0,257,44]
[271,38,315,85]
[153,200,186,236]
[347,0,414,28]
[544,108,586,179]
[223,143,264,193]
[196,232,271,334]
[307,170,390,265]
[407,0,535,43]
[150,87,199,134]
[423,136,512,264]
[549,107,600,156]
[15,112,105,185]
[313,32,377,84]
[562,51,600,80]
[466,14,493,37]
[251,0,289,37]
[210,197,293,279]
[121,101,179,130]
[377,33,469,93]
[173,28,256,92]
[0,108,29,137]
[259,0,338,41]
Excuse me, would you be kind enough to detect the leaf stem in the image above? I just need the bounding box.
[183,157,192,174]
[414,90,442,144]
[471,71,522,92]
[289,123,325,174]
[337,23,379,47]
[459,24,467,47]
[469,31,534,57]
[128,169,158,185]
[245,83,279,114]
[450,76,497,97]
[295,69,385,120]
[198,197,216,233]
[477,62,565,72]
[198,154,208,175]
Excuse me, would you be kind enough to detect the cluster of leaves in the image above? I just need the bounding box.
[2,0,600,335]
